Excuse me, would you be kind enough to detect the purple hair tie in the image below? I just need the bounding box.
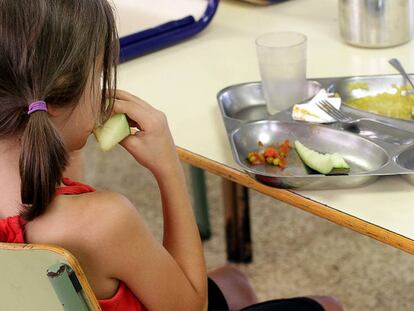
[28,101,48,115]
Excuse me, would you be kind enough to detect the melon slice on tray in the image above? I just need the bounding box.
[294,140,350,175]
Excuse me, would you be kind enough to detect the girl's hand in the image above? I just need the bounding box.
[113,90,179,176]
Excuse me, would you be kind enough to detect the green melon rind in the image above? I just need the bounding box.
[294,140,349,174]
[330,153,350,169]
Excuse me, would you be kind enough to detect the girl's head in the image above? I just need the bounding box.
[0,0,119,220]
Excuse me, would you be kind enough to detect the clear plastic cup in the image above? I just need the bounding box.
[256,32,307,115]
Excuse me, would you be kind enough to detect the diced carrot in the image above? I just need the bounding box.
[264,147,278,158]
[248,139,291,168]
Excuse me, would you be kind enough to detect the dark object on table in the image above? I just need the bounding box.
[119,0,219,62]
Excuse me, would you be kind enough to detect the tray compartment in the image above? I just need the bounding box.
[395,145,414,185]
[349,119,414,145]
[396,145,414,170]
[219,81,321,122]
[327,74,414,121]
[220,83,267,122]
[230,121,389,189]
[328,75,414,101]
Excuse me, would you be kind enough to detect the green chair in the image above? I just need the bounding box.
[0,243,101,311]
[0,242,259,310]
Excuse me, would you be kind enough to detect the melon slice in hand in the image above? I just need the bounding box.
[94,113,131,151]
[294,140,349,174]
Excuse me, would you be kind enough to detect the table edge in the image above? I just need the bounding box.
[177,147,414,255]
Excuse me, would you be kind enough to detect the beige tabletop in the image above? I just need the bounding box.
[117,0,414,253]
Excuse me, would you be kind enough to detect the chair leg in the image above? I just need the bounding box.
[190,166,211,240]
[222,179,252,263]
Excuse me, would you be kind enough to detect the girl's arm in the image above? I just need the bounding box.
[90,91,207,310]
[71,190,207,311]
[156,154,208,297]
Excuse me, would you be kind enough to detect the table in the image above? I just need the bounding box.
[117,0,414,262]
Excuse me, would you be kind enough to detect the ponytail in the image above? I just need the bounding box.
[0,0,119,220]
[19,110,68,221]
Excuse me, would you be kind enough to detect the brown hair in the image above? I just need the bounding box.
[0,0,119,220]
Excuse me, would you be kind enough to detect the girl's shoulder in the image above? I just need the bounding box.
[29,190,138,244]
[25,190,142,258]
[26,190,143,298]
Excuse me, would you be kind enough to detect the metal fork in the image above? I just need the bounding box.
[316,100,414,144]
[316,99,359,133]
[316,99,354,123]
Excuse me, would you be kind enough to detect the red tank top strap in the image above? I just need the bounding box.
[0,215,26,243]
[0,177,93,243]
[56,177,96,195]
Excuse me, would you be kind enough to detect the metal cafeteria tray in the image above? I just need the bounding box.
[217,75,414,189]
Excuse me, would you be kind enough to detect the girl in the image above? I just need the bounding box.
[0,1,341,310]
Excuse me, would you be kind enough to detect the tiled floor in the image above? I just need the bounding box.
[85,138,414,311]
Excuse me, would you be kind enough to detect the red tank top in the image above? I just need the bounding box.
[0,177,146,311]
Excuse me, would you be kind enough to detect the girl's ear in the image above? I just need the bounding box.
[45,105,60,117]
[46,104,74,128]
